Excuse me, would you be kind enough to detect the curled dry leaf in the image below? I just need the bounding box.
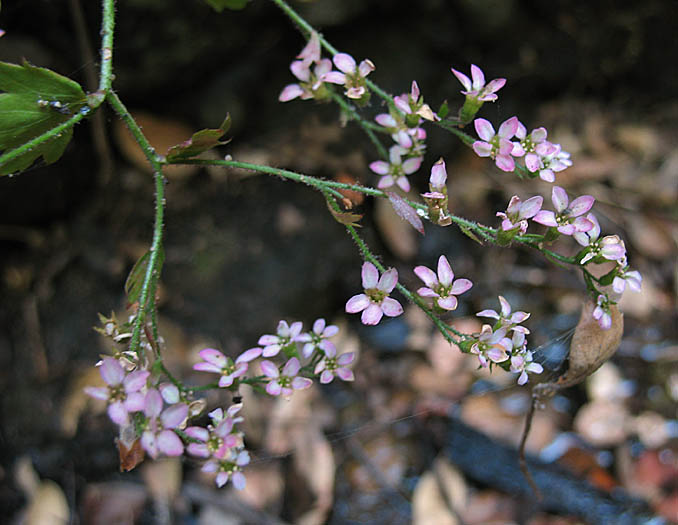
[555,300,623,390]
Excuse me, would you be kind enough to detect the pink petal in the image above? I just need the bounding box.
[381,297,403,317]
[369,160,390,175]
[378,175,395,189]
[185,426,209,442]
[414,265,438,288]
[144,389,163,418]
[375,114,397,127]
[333,53,356,73]
[346,293,370,313]
[258,334,279,346]
[476,309,499,319]
[141,431,158,458]
[158,383,179,404]
[539,169,555,182]
[525,153,540,171]
[337,368,355,381]
[410,80,420,99]
[396,176,411,192]
[84,386,108,401]
[358,59,375,77]
[123,370,150,393]
[437,255,454,287]
[484,77,506,94]
[361,303,384,325]
[495,154,515,172]
[474,118,495,142]
[498,116,519,139]
[551,186,569,212]
[430,158,447,187]
[338,353,355,366]
[108,402,128,426]
[282,357,301,376]
[215,472,230,488]
[377,268,399,293]
[569,195,595,217]
[100,358,125,386]
[533,210,557,227]
[158,430,184,456]
[450,278,473,295]
[266,380,282,396]
[361,262,379,289]
[520,196,543,219]
[161,404,188,429]
[394,95,411,114]
[498,296,511,317]
[199,348,227,368]
[532,127,547,142]
[232,471,247,490]
[402,157,422,175]
[236,347,263,363]
[322,71,346,85]
[193,362,222,373]
[124,392,145,412]
[450,67,472,91]
[187,443,210,457]
[470,64,485,90]
[472,141,492,157]
[279,84,304,102]
[290,60,310,82]
[292,377,313,390]
[260,360,279,379]
[437,296,458,310]
[320,370,334,384]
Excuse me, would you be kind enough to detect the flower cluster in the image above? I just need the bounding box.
[471,116,572,182]
[470,296,543,385]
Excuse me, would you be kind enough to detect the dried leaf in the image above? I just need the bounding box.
[557,300,623,388]
[325,197,362,227]
[117,434,145,472]
[386,191,424,235]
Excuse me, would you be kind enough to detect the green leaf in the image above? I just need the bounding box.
[459,224,484,245]
[125,247,165,307]
[204,0,249,11]
[165,114,231,162]
[0,60,87,176]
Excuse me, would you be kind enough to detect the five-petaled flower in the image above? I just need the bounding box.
[573,213,626,264]
[298,318,339,358]
[477,295,530,334]
[84,357,148,426]
[470,325,512,367]
[451,64,506,102]
[472,117,520,172]
[533,186,595,235]
[261,357,313,397]
[369,146,422,192]
[323,52,375,100]
[314,347,356,384]
[140,389,188,459]
[258,320,303,358]
[612,264,642,295]
[593,294,613,331]
[345,262,403,325]
[414,255,473,311]
[194,347,262,388]
[279,31,333,102]
[496,195,543,234]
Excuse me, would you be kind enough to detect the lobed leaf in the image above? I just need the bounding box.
[0,60,87,176]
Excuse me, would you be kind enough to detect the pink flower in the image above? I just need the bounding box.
[593,294,612,331]
[472,117,520,172]
[322,52,375,100]
[84,357,149,426]
[185,405,244,460]
[140,389,187,459]
[261,357,313,397]
[414,255,472,311]
[393,81,439,122]
[193,347,262,387]
[533,186,595,235]
[314,346,356,384]
[477,295,530,334]
[369,146,422,192]
[258,320,303,358]
[530,143,572,182]
[470,325,512,367]
[298,318,339,358]
[612,266,642,294]
[202,450,250,490]
[510,348,543,385]
[511,122,549,169]
[496,195,543,234]
[451,64,506,103]
[573,213,627,264]
[279,31,333,102]
[345,262,404,325]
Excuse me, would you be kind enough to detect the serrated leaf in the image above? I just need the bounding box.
[0,60,87,176]
[165,114,231,162]
[204,0,249,11]
[326,198,362,227]
[124,247,165,307]
[386,191,424,235]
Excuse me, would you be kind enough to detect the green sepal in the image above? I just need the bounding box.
[437,100,449,119]
[0,60,87,176]
[165,114,231,162]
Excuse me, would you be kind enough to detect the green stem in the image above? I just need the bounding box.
[328,91,389,159]
[99,0,115,92]
[107,91,166,359]
[0,111,88,171]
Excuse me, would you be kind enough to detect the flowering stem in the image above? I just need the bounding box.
[98,0,115,93]
[106,91,166,359]
[328,91,389,160]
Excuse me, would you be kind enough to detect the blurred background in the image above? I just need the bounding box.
[0,0,676,523]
